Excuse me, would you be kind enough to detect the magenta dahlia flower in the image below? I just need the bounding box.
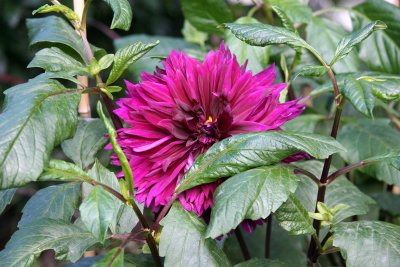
[112,43,304,216]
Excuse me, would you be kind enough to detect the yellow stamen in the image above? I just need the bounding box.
[205,116,213,123]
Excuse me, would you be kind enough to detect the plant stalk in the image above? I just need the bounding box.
[265,214,273,258]
[235,228,251,260]
[153,193,179,234]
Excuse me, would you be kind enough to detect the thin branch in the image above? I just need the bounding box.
[109,228,147,265]
[294,168,322,187]
[265,214,273,258]
[235,228,251,260]
[320,232,333,249]
[320,247,340,255]
[153,193,179,234]
[326,161,368,185]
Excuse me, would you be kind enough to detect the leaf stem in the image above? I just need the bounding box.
[153,193,179,234]
[326,161,368,185]
[265,214,273,258]
[235,228,251,260]
[294,167,322,187]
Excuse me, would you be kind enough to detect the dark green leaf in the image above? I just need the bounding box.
[0,78,80,189]
[0,189,16,214]
[27,16,86,62]
[206,165,298,238]
[19,183,80,227]
[39,159,92,182]
[275,193,315,235]
[353,0,400,74]
[372,192,400,216]
[338,120,400,185]
[306,18,360,73]
[102,0,132,31]
[225,17,270,73]
[176,131,345,193]
[159,203,231,267]
[234,258,288,267]
[106,41,159,85]
[223,23,311,50]
[268,0,312,23]
[343,76,376,118]
[93,247,124,267]
[294,161,375,223]
[271,5,296,32]
[282,114,325,133]
[61,119,107,169]
[181,0,233,34]
[333,221,400,267]
[331,21,386,66]
[79,185,117,242]
[0,219,98,266]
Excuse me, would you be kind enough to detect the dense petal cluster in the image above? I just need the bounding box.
[112,44,304,216]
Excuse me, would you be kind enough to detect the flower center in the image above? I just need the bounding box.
[198,116,221,145]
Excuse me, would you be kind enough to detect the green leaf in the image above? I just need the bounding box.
[28,47,89,75]
[234,258,288,267]
[102,0,132,31]
[225,17,270,74]
[181,0,233,34]
[93,247,124,267]
[98,54,115,71]
[306,18,360,73]
[353,0,400,74]
[114,34,199,79]
[275,193,315,235]
[79,185,117,242]
[26,16,86,62]
[0,219,98,266]
[176,131,345,193]
[338,120,400,185]
[268,0,312,23]
[106,41,159,85]
[343,76,376,118]
[33,4,80,22]
[271,5,296,33]
[223,23,311,50]
[331,20,387,66]
[282,114,325,133]
[0,78,80,189]
[182,20,208,47]
[115,204,140,234]
[294,161,375,223]
[39,159,92,182]
[292,65,326,80]
[372,192,400,216]
[333,221,400,267]
[0,188,16,214]
[19,183,80,227]
[61,119,107,169]
[159,203,231,267]
[223,221,307,266]
[206,165,298,238]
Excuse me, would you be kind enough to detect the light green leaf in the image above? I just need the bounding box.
[0,219,98,266]
[93,247,124,267]
[331,20,386,66]
[275,193,315,235]
[271,5,296,33]
[106,41,159,85]
[176,131,345,193]
[33,4,80,22]
[39,159,92,182]
[19,183,80,227]
[268,0,312,23]
[79,185,117,242]
[0,189,16,214]
[61,119,107,169]
[0,78,80,189]
[343,76,376,118]
[27,16,86,61]
[353,0,400,74]
[181,0,233,34]
[333,221,400,267]
[98,54,115,70]
[206,165,298,238]
[306,17,360,73]
[28,47,89,75]
[159,203,231,267]
[102,0,132,31]
[294,161,375,223]
[292,65,326,80]
[182,20,208,47]
[225,17,270,73]
[234,258,288,267]
[338,120,400,185]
